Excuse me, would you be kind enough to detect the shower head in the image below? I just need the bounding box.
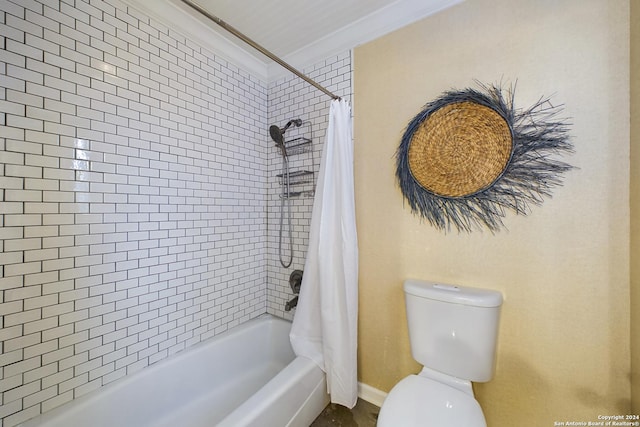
[269,125,284,146]
[269,119,302,156]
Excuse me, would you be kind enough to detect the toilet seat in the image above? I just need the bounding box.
[377,374,486,427]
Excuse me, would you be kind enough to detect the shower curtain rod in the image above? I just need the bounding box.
[179,0,341,100]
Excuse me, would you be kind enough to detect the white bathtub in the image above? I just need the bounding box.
[20,315,329,427]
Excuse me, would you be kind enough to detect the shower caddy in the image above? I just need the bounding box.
[276,135,315,199]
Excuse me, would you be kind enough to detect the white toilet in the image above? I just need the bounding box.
[377,279,503,426]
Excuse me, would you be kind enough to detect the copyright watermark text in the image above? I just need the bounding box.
[553,415,640,426]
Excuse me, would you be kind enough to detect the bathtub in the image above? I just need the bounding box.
[20,315,329,427]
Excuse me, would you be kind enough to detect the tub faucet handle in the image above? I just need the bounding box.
[285,296,298,312]
[289,270,303,294]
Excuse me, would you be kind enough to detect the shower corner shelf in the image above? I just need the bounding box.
[284,137,312,156]
[280,190,315,199]
[276,170,314,186]
[275,134,314,199]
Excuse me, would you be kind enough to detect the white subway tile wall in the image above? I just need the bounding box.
[266,51,353,320]
[0,0,272,425]
[0,0,354,425]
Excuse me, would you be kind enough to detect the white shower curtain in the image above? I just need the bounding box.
[289,98,359,408]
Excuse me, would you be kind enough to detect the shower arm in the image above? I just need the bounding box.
[179,0,341,101]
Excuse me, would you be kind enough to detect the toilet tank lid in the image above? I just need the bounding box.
[404,279,503,307]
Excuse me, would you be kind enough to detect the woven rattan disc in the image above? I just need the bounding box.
[408,101,513,197]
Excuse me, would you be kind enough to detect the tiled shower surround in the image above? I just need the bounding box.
[266,53,352,320]
[0,0,352,426]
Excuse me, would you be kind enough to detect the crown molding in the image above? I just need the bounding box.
[121,0,462,84]
[267,0,463,81]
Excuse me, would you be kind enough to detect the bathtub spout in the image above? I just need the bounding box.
[285,296,298,311]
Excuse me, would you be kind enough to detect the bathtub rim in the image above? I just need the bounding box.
[18,314,296,427]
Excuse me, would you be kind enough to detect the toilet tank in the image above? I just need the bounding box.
[404,279,503,382]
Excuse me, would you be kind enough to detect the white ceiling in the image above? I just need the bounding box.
[125,0,462,81]
[189,0,407,57]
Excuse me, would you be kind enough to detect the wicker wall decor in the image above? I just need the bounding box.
[396,82,574,232]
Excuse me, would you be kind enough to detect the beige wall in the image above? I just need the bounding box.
[354,0,631,424]
[631,0,640,415]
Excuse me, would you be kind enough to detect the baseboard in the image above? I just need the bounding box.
[357,382,387,408]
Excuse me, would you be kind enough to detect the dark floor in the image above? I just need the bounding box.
[311,399,380,427]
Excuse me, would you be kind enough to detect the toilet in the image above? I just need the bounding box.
[377,279,503,426]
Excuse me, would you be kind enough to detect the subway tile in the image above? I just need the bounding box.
[0,1,346,424]
[58,371,88,394]
[1,73,27,93]
[0,46,26,70]
[0,123,26,140]
[4,406,43,427]
[0,374,24,396]
[24,294,59,311]
[41,346,73,368]
[24,316,59,335]
[24,340,60,361]
[76,83,105,101]
[41,390,73,414]
[7,114,44,132]
[0,400,25,426]
[23,225,58,238]
[4,237,41,252]
[0,177,24,191]
[5,312,42,336]
[58,331,89,354]
[4,333,42,353]
[0,325,23,343]
[75,378,102,399]
[3,381,43,407]
[3,140,42,156]
[26,33,60,57]
[4,261,42,277]
[42,213,75,225]
[26,8,58,33]
[0,275,24,292]
[4,284,41,302]
[43,98,75,115]
[77,0,104,19]
[23,385,57,409]
[59,2,90,24]
[13,0,42,14]
[26,105,61,123]
[6,37,42,61]
[30,271,66,288]
[22,200,57,215]
[0,99,26,116]
[41,367,73,390]
[41,235,74,249]
[43,121,76,137]
[0,0,25,19]
[40,325,73,345]
[44,190,75,203]
[25,177,60,191]
[43,30,75,53]
[24,247,59,262]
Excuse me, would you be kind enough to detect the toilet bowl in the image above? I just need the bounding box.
[377,369,486,426]
[377,279,502,426]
